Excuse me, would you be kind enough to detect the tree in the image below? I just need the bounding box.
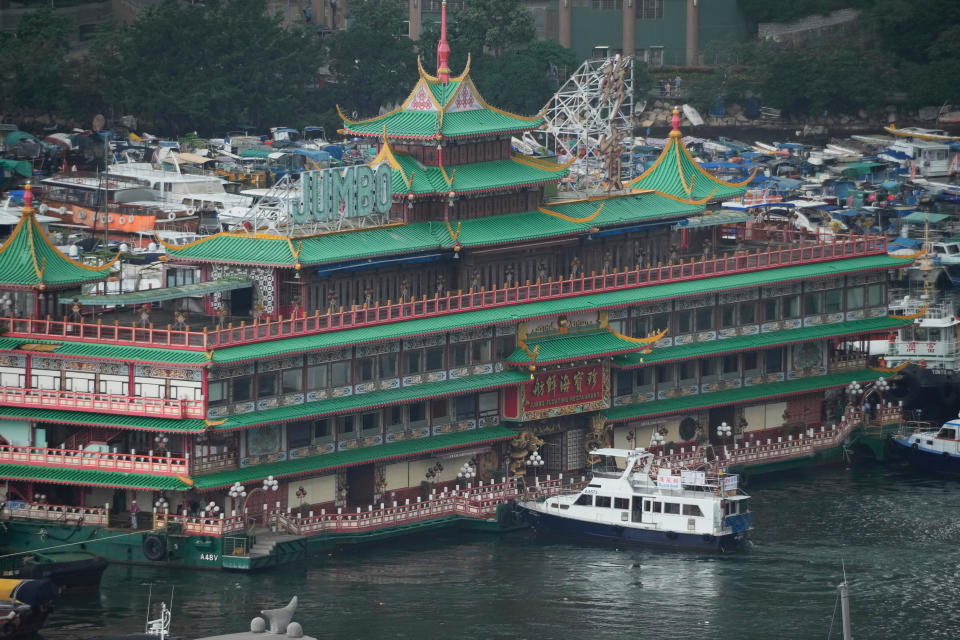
[95,0,323,135]
[0,8,73,113]
[455,0,536,57]
[325,0,417,118]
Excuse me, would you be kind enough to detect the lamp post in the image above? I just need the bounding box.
[526,450,544,479]
[231,477,279,526]
[716,422,732,449]
[846,380,863,411]
[153,433,169,455]
[650,431,665,452]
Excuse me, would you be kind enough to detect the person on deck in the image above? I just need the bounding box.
[131,501,140,529]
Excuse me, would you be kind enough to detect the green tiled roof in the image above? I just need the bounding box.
[212,254,910,363]
[613,316,913,369]
[214,371,529,431]
[0,407,205,432]
[0,337,209,366]
[390,155,567,196]
[507,330,646,366]
[628,133,750,201]
[606,368,895,423]
[65,277,251,306]
[0,464,190,491]
[0,210,112,288]
[342,75,543,140]
[343,106,543,140]
[164,192,699,267]
[193,425,518,490]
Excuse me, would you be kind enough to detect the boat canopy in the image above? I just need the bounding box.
[62,277,252,305]
[902,212,951,224]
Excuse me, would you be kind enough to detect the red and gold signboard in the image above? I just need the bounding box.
[515,363,608,421]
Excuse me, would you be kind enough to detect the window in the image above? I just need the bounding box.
[425,346,445,371]
[677,310,692,334]
[784,295,801,318]
[824,289,842,313]
[682,504,704,517]
[386,406,404,431]
[743,352,759,373]
[701,358,717,378]
[614,497,629,510]
[867,283,884,307]
[471,340,491,363]
[281,369,302,394]
[495,335,515,360]
[314,419,333,440]
[405,350,423,374]
[722,354,739,375]
[288,421,311,449]
[409,402,427,424]
[330,361,350,387]
[696,307,714,331]
[721,305,736,328]
[232,377,252,402]
[208,380,228,404]
[358,358,376,382]
[847,287,865,309]
[657,365,674,385]
[431,398,449,422]
[452,343,470,367]
[740,302,756,324]
[257,372,277,398]
[805,292,822,315]
[339,415,355,438]
[616,371,634,396]
[762,299,778,322]
[306,365,327,390]
[652,501,662,513]
[640,0,663,20]
[663,502,681,515]
[679,361,696,382]
[636,367,653,389]
[574,494,593,506]
[478,391,498,417]
[595,496,612,508]
[380,353,398,379]
[361,411,381,434]
[455,394,475,421]
[99,379,128,395]
[764,348,783,373]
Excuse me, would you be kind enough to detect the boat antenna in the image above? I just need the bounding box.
[146,584,153,629]
[839,559,852,640]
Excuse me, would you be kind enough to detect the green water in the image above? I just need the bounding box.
[38,462,960,640]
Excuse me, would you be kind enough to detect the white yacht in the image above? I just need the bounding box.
[518,448,751,551]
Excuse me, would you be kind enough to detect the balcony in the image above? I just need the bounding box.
[0,443,189,476]
[4,231,888,350]
[0,387,205,420]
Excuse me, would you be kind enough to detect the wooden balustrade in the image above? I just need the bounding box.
[0,443,188,476]
[0,387,204,419]
[4,232,887,350]
[2,502,108,526]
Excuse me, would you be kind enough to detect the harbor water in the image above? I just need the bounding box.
[38,462,960,640]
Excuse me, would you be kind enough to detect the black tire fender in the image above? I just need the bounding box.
[142,534,167,561]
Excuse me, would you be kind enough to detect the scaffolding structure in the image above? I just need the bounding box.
[531,55,636,194]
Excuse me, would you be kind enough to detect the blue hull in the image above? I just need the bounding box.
[891,437,960,474]
[520,508,749,552]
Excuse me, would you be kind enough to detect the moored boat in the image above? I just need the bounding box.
[890,416,960,474]
[1,550,107,591]
[0,578,58,639]
[517,447,751,551]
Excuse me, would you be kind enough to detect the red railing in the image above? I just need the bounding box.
[4,231,887,350]
[0,387,204,419]
[0,443,189,476]
[153,512,246,536]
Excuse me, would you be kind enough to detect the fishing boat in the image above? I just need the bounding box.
[883,125,960,142]
[890,415,960,474]
[0,550,107,591]
[517,448,751,551]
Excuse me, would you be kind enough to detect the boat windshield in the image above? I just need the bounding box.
[936,426,957,440]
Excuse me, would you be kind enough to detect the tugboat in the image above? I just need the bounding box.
[517,448,751,551]
[890,415,960,474]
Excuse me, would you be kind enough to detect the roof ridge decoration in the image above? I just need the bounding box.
[436,0,451,82]
[626,107,756,203]
[606,325,668,347]
[510,152,577,172]
[538,202,605,224]
[0,183,116,287]
[370,128,415,189]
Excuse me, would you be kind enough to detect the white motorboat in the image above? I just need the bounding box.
[517,447,751,551]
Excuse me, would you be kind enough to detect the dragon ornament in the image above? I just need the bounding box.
[508,430,544,476]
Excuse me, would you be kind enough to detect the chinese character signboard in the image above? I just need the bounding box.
[518,363,608,421]
[657,471,681,490]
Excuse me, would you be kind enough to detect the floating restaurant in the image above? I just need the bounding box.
[0,10,913,569]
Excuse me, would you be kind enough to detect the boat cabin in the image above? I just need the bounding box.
[888,139,954,177]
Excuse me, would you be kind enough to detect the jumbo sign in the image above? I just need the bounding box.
[291,164,392,223]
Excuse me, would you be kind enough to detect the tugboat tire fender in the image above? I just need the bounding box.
[142,534,167,561]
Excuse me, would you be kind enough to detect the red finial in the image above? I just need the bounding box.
[671,107,680,132]
[437,1,451,83]
[22,182,34,214]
